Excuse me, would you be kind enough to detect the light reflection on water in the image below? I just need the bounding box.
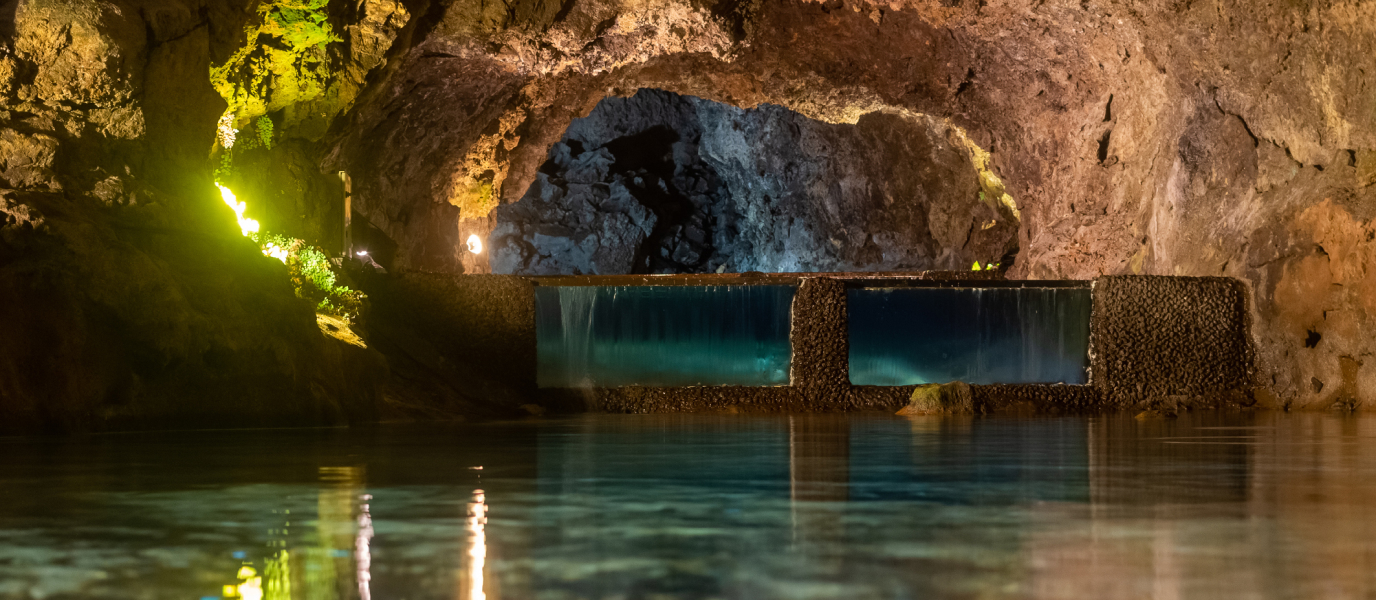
[1,413,1376,598]
[467,488,487,600]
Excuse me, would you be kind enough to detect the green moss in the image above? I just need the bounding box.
[215,152,236,182]
[210,0,341,127]
[256,116,274,150]
[260,233,364,321]
[262,0,336,50]
[455,180,498,217]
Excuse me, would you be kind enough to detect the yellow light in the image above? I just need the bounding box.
[467,489,487,600]
[237,578,263,600]
[264,243,289,263]
[216,183,260,237]
[466,234,483,254]
[972,261,983,271]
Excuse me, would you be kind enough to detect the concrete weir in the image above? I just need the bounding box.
[388,272,1255,414]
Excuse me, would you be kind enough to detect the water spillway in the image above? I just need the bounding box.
[534,278,1094,389]
[534,285,795,387]
[847,286,1093,386]
[400,272,1250,412]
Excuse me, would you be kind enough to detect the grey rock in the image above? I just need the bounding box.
[491,89,1013,275]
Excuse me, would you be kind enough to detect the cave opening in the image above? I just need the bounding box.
[490,89,1020,276]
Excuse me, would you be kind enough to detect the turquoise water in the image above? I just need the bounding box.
[3,413,1376,599]
[535,286,794,387]
[848,287,1092,385]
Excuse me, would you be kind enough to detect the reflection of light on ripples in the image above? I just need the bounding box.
[358,493,374,600]
[467,489,488,600]
[233,566,263,600]
[219,467,370,599]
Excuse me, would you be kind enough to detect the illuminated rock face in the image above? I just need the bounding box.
[3,0,1376,427]
[0,0,388,432]
[490,89,1015,275]
[329,0,1376,411]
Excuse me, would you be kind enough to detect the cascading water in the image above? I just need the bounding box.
[534,285,795,387]
[847,286,1092,385]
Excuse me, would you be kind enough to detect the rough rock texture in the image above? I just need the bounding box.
[969,384,1107,413]
[491,89,1015,274]
[212,0,412,256]
[327,0,1376,411]
[6,0,1376,426]
[491,143,659,275]
[1091,275,1255,407]
[789,277,849,395]
[0,0,388,432]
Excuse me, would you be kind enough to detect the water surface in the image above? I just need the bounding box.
[3,413,1376,599]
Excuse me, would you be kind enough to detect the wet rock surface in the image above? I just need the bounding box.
[898,381,974,415]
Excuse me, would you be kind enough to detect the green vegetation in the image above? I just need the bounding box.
[207,1,364,323]
[256,116,274,150]
[215,152,235,183]
[210,0,340,128]
[216,183,364,322]
[259,233,363,320]
[262,0,337,51]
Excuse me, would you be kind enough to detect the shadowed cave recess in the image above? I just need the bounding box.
[490,89,1019,275]
[2,0,1375,432]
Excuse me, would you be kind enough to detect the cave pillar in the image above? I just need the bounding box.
[1090,275,1255,406]
[789,277,850,400]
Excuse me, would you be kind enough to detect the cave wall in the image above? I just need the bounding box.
[0,0,390,432]
[359,272,537,418]
[328,0,1376,411]
[3,0,1375,426]
[490,88,1016,275]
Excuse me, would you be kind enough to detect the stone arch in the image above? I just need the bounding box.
[487,88,1020,275]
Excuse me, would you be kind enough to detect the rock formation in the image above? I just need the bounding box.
[325,0,1376,413]
[490,89,1016,274]
[2,0,1375,430]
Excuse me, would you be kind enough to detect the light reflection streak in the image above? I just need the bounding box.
[218,467,369,599]
[467,489,488,600]
[357,494,374,600]
[235,566,263,600]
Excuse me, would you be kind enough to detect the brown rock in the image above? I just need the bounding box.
[1357,150,1376,188]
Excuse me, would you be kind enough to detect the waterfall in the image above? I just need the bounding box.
[848,287,1091,386]
[535,285,795,387]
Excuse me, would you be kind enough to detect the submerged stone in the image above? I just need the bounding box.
[897,381,973,415]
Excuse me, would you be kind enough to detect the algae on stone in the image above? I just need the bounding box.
[897,381,974,415]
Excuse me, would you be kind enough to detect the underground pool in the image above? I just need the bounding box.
[2,412,1374,599]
